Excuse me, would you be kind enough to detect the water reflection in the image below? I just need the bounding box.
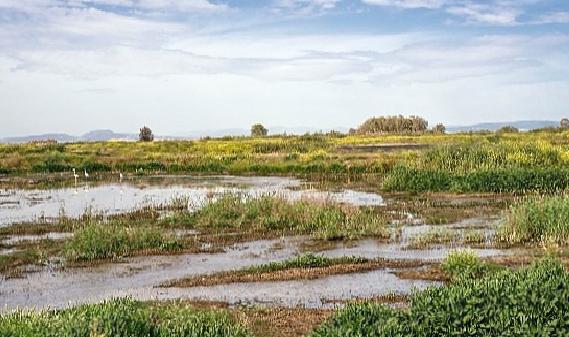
[0,175,384,226]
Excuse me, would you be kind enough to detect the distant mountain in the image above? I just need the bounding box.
[1,133,77,143]
[447,120,560,132]
[1,130,138,143]
[81,130,137,141]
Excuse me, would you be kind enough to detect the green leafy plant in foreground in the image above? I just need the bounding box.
[311,258,569,337]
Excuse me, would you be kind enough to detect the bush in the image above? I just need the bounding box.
[139,126,154,142]
[311,258,569,337]
[496,126,519,134]
[356,115,428,135]
[250,123,268,137]
[441,250,499,281]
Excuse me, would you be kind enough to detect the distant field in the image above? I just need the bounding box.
[2,130,569,193]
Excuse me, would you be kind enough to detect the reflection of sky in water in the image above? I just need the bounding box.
[0,234,522,311]
[0,176,383,226]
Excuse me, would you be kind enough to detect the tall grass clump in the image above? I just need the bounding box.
[419,142,567,173]
[179,193,388,240]
[64,224,182,261]
[383,142,569,193]
[384,166,569,193]
[0,298,252,337]
[441,250,500,281]
[311,258,569,337]
[500,195,569,244]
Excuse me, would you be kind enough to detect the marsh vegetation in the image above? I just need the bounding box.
[3,128,569,336]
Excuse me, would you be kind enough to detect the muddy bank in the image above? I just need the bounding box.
[162,258,431,288]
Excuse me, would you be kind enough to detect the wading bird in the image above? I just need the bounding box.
[72,168,79,182]
[84,169,89,179]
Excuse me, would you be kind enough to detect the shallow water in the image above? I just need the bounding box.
[320,239,514,261]
[0,175,383,226]
[0,234,522,311]
[150,270,438,309]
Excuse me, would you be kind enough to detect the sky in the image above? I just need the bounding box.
[0,0,568,137]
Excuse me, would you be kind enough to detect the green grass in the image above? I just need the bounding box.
[383,166,569,193]
[4,131,569,193]
[64,224,183,261]
[382,141,569,193]
[0,298,251,337]
[406,228,487,249]
[500,195,569,244]
[164,193,389,240]
[242,253,369,274]
[311,258,569,337]
[441,250,501,281]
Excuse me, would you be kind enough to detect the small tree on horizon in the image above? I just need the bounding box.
[139,126,154,142]
[251,123,268,137]
[561,118,569,129]
[496,126,519,134]
[432,123,446,134]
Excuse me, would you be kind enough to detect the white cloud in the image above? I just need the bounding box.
[534,11,569,24]
[361,0,562,26]
[0,0,227,13]
[361,0,450,9]
[446,4,520,25]
[272,0,341,15]
[5,30,567,87]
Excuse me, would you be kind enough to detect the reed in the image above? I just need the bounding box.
[499,195,569,244]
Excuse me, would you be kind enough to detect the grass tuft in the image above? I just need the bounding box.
[500,195,569,244]
[64,224,182,261]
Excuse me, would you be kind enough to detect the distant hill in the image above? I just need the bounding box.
[81,130,137,141]
[1,130,138,143]
[447,120,560,132]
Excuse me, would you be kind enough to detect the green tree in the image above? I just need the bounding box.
[355,115,429,135]
[496,126,519,134]
[139,126,154,142]
[251,123,268,137]
[432,123,446,134]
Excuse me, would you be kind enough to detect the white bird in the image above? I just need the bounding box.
[84,169,89,179]
[72,168,79,180]
[119,172,123,182]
